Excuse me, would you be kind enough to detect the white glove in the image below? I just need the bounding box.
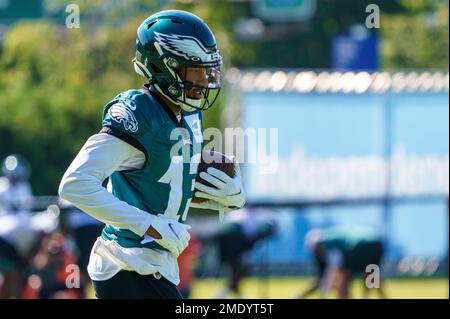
[193,161,246,213]
[141,215,191,258]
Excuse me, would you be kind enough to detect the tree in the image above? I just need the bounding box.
[381,0,449,68]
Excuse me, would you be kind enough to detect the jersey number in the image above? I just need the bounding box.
[158,154,200,221]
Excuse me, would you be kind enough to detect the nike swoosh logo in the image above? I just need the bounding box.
[168,223,180,239]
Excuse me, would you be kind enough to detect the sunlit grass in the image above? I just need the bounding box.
[84,276,448,299]
[188,277,449,299]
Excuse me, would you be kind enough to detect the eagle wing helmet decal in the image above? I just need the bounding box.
[154,31,220,63]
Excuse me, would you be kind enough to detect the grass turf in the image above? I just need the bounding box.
[187,277,449,299]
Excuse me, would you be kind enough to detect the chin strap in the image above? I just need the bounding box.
[153,81,203,112]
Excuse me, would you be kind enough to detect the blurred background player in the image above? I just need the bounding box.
[202,208,277,299]
[58,199,104,298]
[23,231,80,299]
[299,226,386,299]
[0,154,62,298]
[0,154,33,298]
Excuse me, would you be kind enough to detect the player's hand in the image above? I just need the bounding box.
[142,216,191,258]
[194,160,246,209]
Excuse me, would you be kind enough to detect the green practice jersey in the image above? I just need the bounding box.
[100,85,203,251]
[320,226,381,254]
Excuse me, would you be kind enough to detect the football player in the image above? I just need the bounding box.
[59,10,245,299]
[299,226,386,299]
[203,208,277,299]
[0,154,33,298]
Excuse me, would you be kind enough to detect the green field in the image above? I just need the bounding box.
[188,277,449,299]
[85,276,448,299]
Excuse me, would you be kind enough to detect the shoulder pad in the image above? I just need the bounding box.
[102,91,151,138]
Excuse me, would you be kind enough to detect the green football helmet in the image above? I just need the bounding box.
[133,10,223,112]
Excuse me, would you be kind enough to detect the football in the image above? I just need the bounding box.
[192,150,235,204]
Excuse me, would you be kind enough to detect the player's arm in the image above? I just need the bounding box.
[319,267,340,298]
[300,257,327,298]
[58,133,190,256]
[318,249,344,298]
[59,133,151,235]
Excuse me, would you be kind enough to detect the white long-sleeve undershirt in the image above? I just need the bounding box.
[58,133,152,237]
[58,128,183,284]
